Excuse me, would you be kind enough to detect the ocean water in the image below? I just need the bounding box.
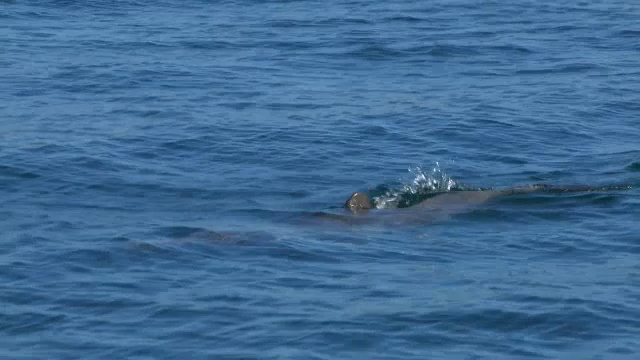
[1,0,640,358]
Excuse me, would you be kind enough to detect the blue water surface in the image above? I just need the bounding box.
[1,0,640,359]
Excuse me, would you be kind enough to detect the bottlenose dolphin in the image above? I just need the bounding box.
[344,184,628,213]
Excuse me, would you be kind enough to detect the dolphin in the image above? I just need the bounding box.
[344,184,629,213]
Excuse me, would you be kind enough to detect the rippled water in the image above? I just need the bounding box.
[2,0,640,358]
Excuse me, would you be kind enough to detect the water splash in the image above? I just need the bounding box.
[371,164,466,209]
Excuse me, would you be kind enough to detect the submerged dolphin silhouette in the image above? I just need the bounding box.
[344,184,627,213]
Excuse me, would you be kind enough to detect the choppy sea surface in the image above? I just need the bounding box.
[2,1,640,359]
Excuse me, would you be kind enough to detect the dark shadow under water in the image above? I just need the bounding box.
[146,183,634,247]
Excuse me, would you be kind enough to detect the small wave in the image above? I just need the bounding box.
[316,17,371,26]
[262,40,318,51]
[1,311,66,336]
[15,10,58,20]
[516,63,604,75]
[122,40,173,49]
[267,19,315,28]
[362,125,389,137]
[626,161,640,172]
[383,15,425,23]
[403,44,480,58]
[615,29,640,37]
[408,43,533,57]
[345,45,402,61]
[429,44,479,57]
[487,44,534,54]
[180,40,236,51]
[0,164,40,179]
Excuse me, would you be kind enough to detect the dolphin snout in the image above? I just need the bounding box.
[345,192,373,212]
